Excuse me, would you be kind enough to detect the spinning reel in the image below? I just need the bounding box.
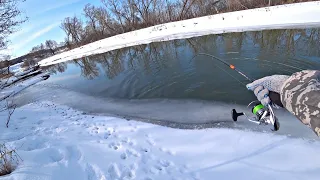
[232,102,280,131]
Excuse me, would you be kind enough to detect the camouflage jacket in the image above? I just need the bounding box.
[281,70,320,136]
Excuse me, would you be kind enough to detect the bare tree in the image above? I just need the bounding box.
[0,0,27,51]
[83,4,99,35]
[94,6,117,36]
[102,0,126,33]
[45,40,58,54]
[61,16,84,47]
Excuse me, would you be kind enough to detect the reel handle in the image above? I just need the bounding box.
[231,109,244,122]
[269,91,283,107]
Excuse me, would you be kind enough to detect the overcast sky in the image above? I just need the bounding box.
[4,0,101,58]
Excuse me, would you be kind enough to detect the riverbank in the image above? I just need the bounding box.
[39,2,320,66]
[0,100,320,180]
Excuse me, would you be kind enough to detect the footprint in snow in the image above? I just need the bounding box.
[33,148,64,165]
[160,147,176,155]
[121,137,130,144]
[109,142,121,150]
[142,154,156,165]
[129,140,136,146]
[103,133,110,139]
[168,150,176,155]
[114,134,121,139]
[107,163,121,179]
[147,138,156,146]
[120,152,127,160]
[149,166,161,175]
[36,120,44,125]
[159,160,174,168]
[125,170,136,179]
[19,138,47,151]
[109,163,137,179]
[126,148,140,157]
[191,172,201,180]
[106,127,115,135]
[65,146,82,162]
[130,163,138,171]
[85,163,99,180]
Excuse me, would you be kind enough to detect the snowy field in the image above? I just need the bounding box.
[39,2,320,66]
[0,74,319,180]
[0,100,320,180]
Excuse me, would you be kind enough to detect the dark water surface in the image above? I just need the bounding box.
[42,28,320,104]
[16,28,320,138]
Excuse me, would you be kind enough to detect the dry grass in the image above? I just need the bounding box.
[0,144,22,176]
[0,162,15,176]
[0,73,12,79]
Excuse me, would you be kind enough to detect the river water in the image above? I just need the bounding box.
[16,28,320,138]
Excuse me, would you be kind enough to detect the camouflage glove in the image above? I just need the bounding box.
[246,75,290,106]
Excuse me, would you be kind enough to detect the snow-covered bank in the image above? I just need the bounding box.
[0,101,319,180]
[0,74,49,101]
[39,2,320,66]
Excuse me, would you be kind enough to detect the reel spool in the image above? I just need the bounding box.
[232,102,280,131]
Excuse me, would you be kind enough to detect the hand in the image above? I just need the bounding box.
[246,75,289,106]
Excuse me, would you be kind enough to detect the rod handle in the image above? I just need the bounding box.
[269,91,283,107]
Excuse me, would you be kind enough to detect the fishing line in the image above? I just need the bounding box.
[210,61,247,86]
[191,53,255,82]
[242,57,303,71]
[191,53,303,73]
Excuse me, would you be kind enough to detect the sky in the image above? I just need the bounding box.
[3,0,101,58]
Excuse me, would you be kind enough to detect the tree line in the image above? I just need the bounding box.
[58,0,315,49]
[20,0,320,58]
[30,40,62,55]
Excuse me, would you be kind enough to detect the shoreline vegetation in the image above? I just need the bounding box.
[38,1,320,66]
[20,0,316,63]
[59,0,318,49]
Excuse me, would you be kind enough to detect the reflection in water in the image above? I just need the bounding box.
[44,28,320,104]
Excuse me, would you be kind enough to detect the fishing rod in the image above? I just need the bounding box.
[194,53,281,131]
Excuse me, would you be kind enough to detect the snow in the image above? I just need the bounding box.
[0,74,48,101]
[39,2,320,66]
[14,69,37,77]
[0,100,320,180]
[8,63,23,74]
[0,71,319,180]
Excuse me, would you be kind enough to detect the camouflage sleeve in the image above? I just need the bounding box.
[280,70,320,136]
